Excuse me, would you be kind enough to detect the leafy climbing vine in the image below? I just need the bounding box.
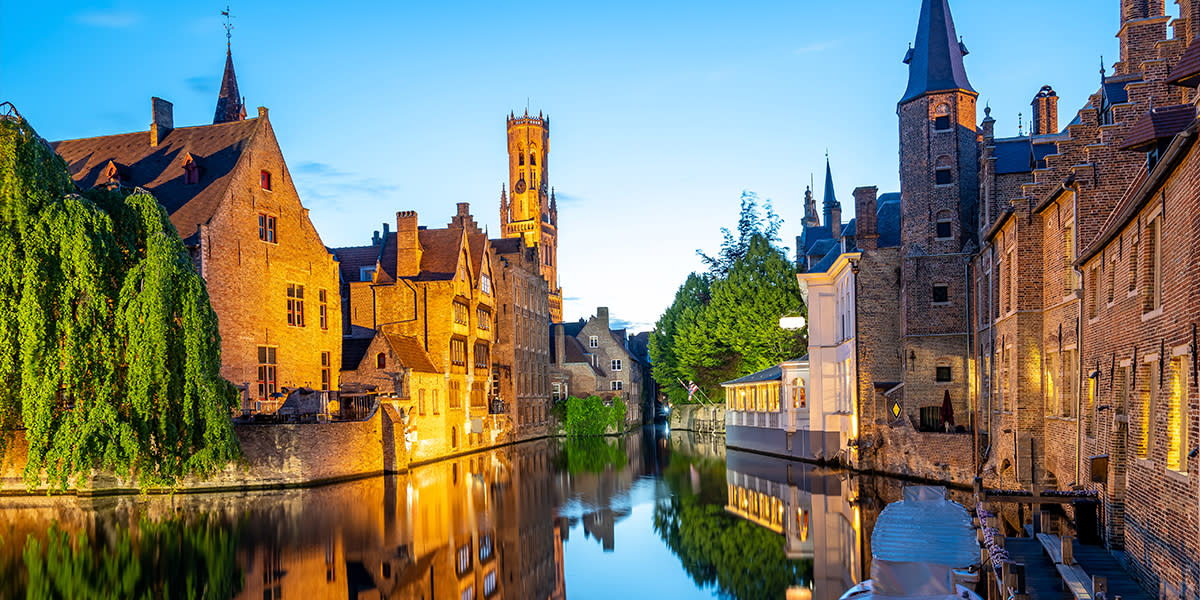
[0,109,240,490]
[562,395,626,437]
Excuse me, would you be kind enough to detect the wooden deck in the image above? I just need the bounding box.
[1072,545,1152,600]
[1003,537,1075,600]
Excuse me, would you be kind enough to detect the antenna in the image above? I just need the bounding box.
[222,5,235,51]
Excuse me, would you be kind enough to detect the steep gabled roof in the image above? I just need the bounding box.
[52,117,261,241]
[383,332,441,373]
[331,244,383,284]
[1118,104,1196,151]
[900,0,975,103]
[416,228,464,281]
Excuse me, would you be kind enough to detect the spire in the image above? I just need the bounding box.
[900,0,975,104]
[821,155,842,238]
[822,155,839,209]
[213,7,245,124]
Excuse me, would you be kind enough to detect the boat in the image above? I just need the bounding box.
[838,486,983,600]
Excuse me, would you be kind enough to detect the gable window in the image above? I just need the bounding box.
[935,364,952,382]
[934,103,951,131]
[260,170,272,190]
[320,351,331,391]
[286,284,305,327]
[481,273,491,296]
[611,380,623,391]
[258,214,276,243]
[934,155,953,185]
[932,284,949,304]
[318,289,328,329]
[611,359,622,371]
[589,335,599,348]
[256,346,277,401]
[376,352,386,369]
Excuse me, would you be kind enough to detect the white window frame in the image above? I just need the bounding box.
[359,266,376,282]
[611,380,622,391]
[611,359,622,371]
[589,335,599,348]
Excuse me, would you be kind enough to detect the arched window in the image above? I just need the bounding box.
[793,378,807,409]
[518,145,525,166]
[934,103,951,131]
[376,352,386,369]
[530,152,537,166]
[934,155,954,185]
[451,426,458,448]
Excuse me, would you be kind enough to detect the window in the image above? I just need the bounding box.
[419,389,426,415]
[321,352,331,391]
[552,382,564,402]
[1167,356,1189,472]
[1128,234,1139,293]
[611,359,622,371]
[376,352,386,369]
[936,219,953,240]
[453,301,469,325]
[258,214,276,243]
[932,284,949,304]
[936,365,952,382]
[1145,216,1161,313]
[1088,266,1100,319]
[461,586,474,600]
[1062,223,1076,295]
[934,103,951,131]
[611,380,623,391]
[287,284,305,327]
[479,534,494,561]
[474,341,489,368]
[477,307,491,331]
[261,170,272,190]
[359,266,375,282]
[256,346,277,401]
[934,155,953,185]
[319,289,328,330]
[483,570,497,597]
[589,335,599,348]
[480,273,491,295]
[1061,348,1077,418]
[1139,363,1155,458]
[451,338,467,366]
[793,378,807,408]
[1107,258,1116,304]
[456,542,472,575]
[433,389,440,414]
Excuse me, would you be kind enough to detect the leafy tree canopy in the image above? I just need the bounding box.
[650,192,806,403]
[0,108,240,490]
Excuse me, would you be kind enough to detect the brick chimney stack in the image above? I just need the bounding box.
[554,323,566,365]
[1031,86,1058,136]
[596,307,610,329]
[853,186,879,251]
[395,211,422,278]
[150,97,173,147]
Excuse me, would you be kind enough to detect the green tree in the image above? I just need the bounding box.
[0,109,240,490]
[650,192,806,404]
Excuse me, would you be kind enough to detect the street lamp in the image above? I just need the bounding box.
[778,316,807,330]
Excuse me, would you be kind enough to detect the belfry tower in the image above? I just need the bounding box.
[502,110,562,321]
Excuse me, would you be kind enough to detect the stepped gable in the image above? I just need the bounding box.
[52,118,260,242]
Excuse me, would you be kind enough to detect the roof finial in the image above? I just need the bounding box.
[1100,55,1106,82]
[984,101,991,118]
[1017,112,1023,136]
[221,5,234,52]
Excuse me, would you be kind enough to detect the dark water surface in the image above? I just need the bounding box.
[0,427,924,600]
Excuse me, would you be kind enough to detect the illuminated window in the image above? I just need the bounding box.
[1167,356,1190,472]
[483,570,497,597]
[1062,223,1076,295]
[477,307,490,331]
[453,301,469,325]
[1062,349,1077,418]
[321,352,331,391]
[260,170,272,190]
[258,214,276,243]
[256,346,277,401]
[794,378,807,409]
[1045,352,1059,416]
[451,338,467,366]
[376,352,386,369]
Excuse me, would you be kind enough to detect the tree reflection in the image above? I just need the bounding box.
[653,453,811,599]
[15,515,241,600]
[558,436,628,474]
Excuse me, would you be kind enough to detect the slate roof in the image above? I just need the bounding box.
[722,364,783,386]
[810,240,845,273]
[52,117,261,241]
[213,50,245,124]
[1119,104,1196,151]
[561,319,586,338]
[993,138,1060,174]
[806,238,837,260]
[332,244,382,284]
[900,0,975,103]
[383,332,441,373]
[490,237,522,254]
[416,228,465,281]
[1168,36,1200,88]
[342,337,373,371]
[876,193,901,248]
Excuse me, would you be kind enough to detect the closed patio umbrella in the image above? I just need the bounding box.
[940,390,954,428]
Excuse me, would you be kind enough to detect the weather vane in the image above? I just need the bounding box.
[222,5,235,50]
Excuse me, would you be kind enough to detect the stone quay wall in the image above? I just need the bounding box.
[668,403,726,433]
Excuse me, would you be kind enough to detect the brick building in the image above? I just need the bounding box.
[550,307,644,428]
[799,0,1200,592]
[51,47,341,408]
[335,205,500,461]
[489,236,554,440]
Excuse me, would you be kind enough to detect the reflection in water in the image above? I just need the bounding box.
[2,428,921,600]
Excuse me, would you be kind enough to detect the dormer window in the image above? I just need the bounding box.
[260,170,272,191]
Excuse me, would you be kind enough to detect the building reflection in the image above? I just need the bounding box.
[724,450,864,600]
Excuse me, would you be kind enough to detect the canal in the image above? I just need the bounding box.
[0,426,963,599]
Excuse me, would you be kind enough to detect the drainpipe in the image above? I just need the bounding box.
[966,253,975,471]
[851,257,861,470]
[1072,182,1083,489]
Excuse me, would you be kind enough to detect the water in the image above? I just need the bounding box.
[0,427,932,600]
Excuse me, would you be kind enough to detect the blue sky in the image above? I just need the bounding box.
[1,1,1152,330]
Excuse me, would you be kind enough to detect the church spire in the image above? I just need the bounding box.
[213,7,245,124]
[822,155,842,238]
[900,0,975,104]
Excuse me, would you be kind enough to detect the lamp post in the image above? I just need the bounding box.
[778,316,807,330]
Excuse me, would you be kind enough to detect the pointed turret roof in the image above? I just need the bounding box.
[213,49,245,124]
[900,0,975,104]
[822,157,839,209]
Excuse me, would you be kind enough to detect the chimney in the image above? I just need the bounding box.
[1030,86,1058,135]
[395,211,422,278]
[372,230,381,245]
[596,307,610,329]
[853,187,879,251]
[150,97,173,147]
[829,205,842,239]
[554,323,566,365]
